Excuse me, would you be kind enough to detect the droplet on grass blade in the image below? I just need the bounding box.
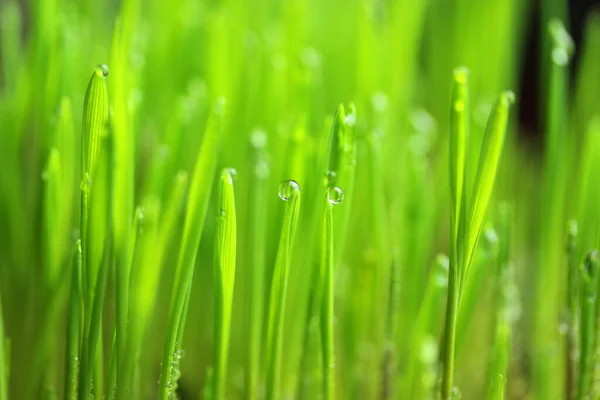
[327,186,344,205]
[278,180,300,201]
[549,19,574,67]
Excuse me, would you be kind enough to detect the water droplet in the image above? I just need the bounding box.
[327,186,344,205]
[250,128,268,149]
[278,180,300,201]
[502,90,516,105]
[96,64,109,78]
[219,208,226,217]
[80,174,92,192]
[453,66,469,84]
[451,386,462,399]
[227,167,237,182]
[324,170,337,186]
[552,47,569,66]
[344,113,356,127]
[41,170,49,181]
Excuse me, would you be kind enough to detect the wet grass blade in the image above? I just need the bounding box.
[212,168,237,399]
[266,180,301,400]
[320,187,344,400]
[79,64,109,311]
[158,100,224,400]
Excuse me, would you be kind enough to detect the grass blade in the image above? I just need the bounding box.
[266,180,301,400]
[79,64,109,312]
[158,99,225,400]
[246,131,269,400]
[463,90,515,275]
[320,186,344,400]
[577,251,598,399]
[212,168,237,399]
[64,241,82,400]
[0,285,6,400]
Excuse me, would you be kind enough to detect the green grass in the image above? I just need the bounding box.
[3,0,600,399]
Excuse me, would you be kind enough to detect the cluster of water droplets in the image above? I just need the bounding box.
[163,344,184,398]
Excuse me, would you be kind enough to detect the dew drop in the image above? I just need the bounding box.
[327,186,344,205]
[80,174,92,192]
[552,47,569,66]
[324,170,337,186]
[451,386,462,399]
[278,180,300,201]
[227,167,238,182]
[453,66,469,83]
[502,90,516,105]
[41,170,49,181]
[344,113,356,127]
[96,64,109,78]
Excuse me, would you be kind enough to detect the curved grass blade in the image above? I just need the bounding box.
[158,99,225,400]
[320,187,343,400]
[577,251,598,399]
[266,180,301,400]
[463,90,514,277]
[212,168,237,399]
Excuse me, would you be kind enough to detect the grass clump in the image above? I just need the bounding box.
[4,1,600,399]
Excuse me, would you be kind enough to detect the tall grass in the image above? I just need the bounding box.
[2,0,600,399]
